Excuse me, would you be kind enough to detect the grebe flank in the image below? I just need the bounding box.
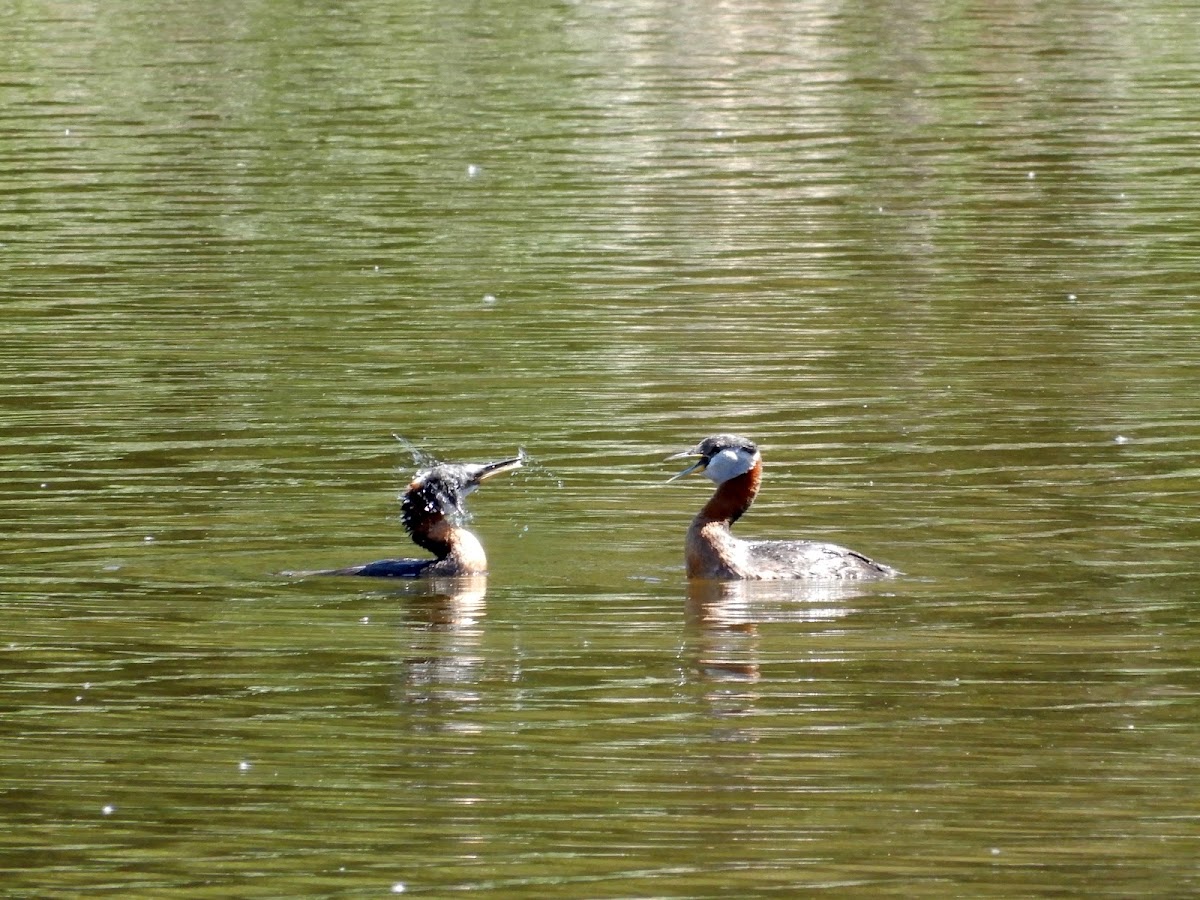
[667,434,896,581]
[320,452,523,578]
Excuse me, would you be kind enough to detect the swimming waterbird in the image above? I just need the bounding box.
[319,452,523,577]
[667,434,896,581]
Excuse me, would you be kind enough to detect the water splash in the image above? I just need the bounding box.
[392,434,442,472]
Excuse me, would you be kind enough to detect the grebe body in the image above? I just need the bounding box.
[668,435,896,581]
[321,453,522,578]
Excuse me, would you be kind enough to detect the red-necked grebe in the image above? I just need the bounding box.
[320,453,523,577]
[667,434,896,581]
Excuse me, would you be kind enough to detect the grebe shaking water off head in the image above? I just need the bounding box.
[667,434,896,581]
[321,452,523,578]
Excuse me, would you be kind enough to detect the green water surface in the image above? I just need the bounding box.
[3,0,1199,895]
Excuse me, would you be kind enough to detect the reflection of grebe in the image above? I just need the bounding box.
[321,454,523,578]
[667,434,897,581]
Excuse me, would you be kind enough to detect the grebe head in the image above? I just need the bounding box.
[401,453,523,531]
[667,434,760,484]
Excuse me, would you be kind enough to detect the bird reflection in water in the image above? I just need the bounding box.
[685,578,868,631]
[403,575,488,628]
[682,579,872,740]
[396,576,491,731]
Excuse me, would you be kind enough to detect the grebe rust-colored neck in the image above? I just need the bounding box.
[402,479,456,559]
[417,519,488,575]
[695,458,762,527]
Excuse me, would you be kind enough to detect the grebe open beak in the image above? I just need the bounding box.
[465,451,525,485]
[666,448,707,482]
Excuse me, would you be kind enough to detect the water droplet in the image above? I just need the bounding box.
[391,883,407,894]
[1113,435,1130,445]
[102,805,115,816]
[482,294,497,305]
[466,164,481,177]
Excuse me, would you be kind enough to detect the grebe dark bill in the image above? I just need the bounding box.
[667,434,897,581]
[319,453,523,578]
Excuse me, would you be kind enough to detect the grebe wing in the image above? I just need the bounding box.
[745,539,898,580]
[319,558,434,578]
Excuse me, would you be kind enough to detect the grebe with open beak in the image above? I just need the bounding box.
[320,453,523,578]
[668,435,896,581]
